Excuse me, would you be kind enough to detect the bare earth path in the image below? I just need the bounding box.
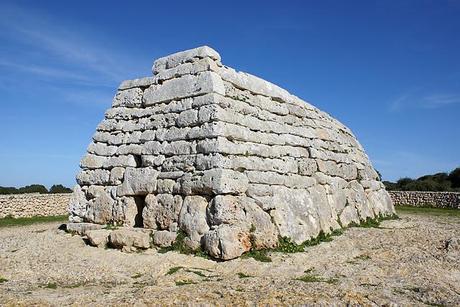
[0,210,459,306]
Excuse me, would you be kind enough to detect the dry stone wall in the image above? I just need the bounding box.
[389,191,460,209]
[0,193,70,218]
[69,46,395,260]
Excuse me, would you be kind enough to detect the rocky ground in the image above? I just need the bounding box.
[0,208,459,306]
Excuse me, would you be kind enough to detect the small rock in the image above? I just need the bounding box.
[66,223,103,235]
[109,228,152,250]
[86,229,111,248]
[153,230,177,247]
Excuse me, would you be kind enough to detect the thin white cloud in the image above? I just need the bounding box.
[423,94,460,109]
[0,60,93,83]
[389,90,460,111]
[0,3,150,85]
[389,93,411,112]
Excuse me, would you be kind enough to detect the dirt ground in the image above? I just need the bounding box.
[0,209,459,306]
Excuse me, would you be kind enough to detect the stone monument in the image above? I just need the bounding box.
[68,46,395,260]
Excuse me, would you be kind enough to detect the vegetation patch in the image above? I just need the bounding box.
[158,230,209,259]
[166,266,183,275]
[185,269,207,277]
[349,213,400,229]
[0,215,68,228]
[295,273,338,284]
[237,272,253,279]
[0,277,8,283]
[131,273,142,279]
[45,282,58,289]
[396,206,460,217]
[242,250,272,262]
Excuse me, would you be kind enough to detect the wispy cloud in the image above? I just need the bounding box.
[423,94,460,109]
[389,90,460,111]
[0,3,150,87]
[0,60,93,83]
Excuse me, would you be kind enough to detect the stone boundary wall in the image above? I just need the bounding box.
[389,191,460,209]
[0,193,71,218]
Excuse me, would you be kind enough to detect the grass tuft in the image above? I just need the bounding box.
[295,273,338,284]
[237,272,253,279]
[158,230,209,259]
[0,277,8,283]
[45,282,57,289]
[166,266,183,275]
[242,250,272,262]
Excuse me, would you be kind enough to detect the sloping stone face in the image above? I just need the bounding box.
[69,46,395,260]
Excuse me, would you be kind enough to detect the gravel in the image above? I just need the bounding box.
[0,211,459,306]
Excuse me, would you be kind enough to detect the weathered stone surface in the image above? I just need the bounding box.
[109,229,151,250]
[153,46,221,74]
[112,88,143,108]
[85,191,114,224]
[117,167,159,196]
[68,185,87,222]
[66,222,103,235]
[69,46,395,260]
[178,196,209,249]
[152,230,177,247]
[86,229,111,248]
[143,72,225,106]
[142,194,183,230]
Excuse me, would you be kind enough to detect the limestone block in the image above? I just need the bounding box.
[156,179,176,194]
[85,191,114,224]
[109,229,151,250]
[153,46,221,74]
[112,196,139,227]
[68,185,87,222]
[155,57,220,82]
[117,167,159,196]
[119,76,155,90]
[143,72,225,105]
[76,169,110,186]
[80,154,107,169]
[153,230,177,247]
[109,167,125,185]
[202,169,249,195]
[176,109,199,127]
[298,159,318,176]
[104,155,137,169]
[112,88,143,108]
[86,229,111,248]
[141,155,165,167]
[178,196,209,249]
[66,222,103,235]
[87,142,118,156]
[142,194,183,230]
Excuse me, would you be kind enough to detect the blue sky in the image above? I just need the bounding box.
[0,0,459,188]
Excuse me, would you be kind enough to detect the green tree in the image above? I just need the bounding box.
[49,184,72,194]
[0,186,19,194]
[17,184,48,194]
[448,168,460,188]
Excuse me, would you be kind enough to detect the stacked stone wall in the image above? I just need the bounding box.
[68,46,395,260]
[0,193,70,218]
[389,191,460,209]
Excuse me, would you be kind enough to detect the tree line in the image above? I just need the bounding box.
[0,184,72,195]
[383,167,460,192]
